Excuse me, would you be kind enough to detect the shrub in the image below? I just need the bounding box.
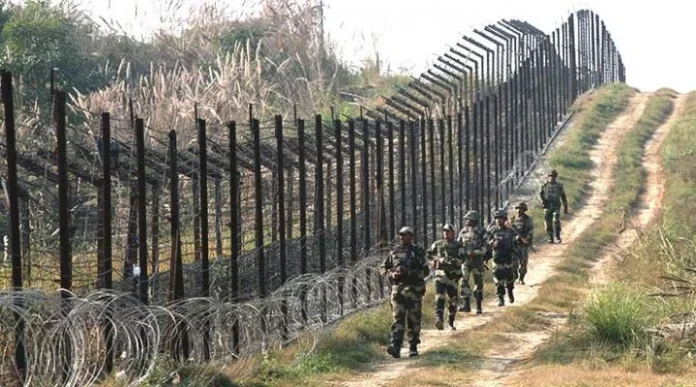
[584,282,656,347]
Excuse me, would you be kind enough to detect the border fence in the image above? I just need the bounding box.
[0,9,623,386]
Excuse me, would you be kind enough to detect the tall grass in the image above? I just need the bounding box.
[584,282,656,347]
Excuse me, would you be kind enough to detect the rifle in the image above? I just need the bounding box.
[388,245,423,285]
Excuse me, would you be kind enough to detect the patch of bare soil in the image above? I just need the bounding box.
[336,93,653,387]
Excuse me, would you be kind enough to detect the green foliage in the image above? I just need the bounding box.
[661,92,696,240]
[584,282,656,347]
[239,304,392,385]
[0,0,107,110]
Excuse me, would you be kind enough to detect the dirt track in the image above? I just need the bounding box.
[475,93,685,387]
[337,92,667,387]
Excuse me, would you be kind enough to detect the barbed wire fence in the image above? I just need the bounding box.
[0,9,623,387]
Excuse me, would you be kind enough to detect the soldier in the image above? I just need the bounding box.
[427,223,466,330]
[487,209,519,306]
[539,169,568,243]
[458,211,489,315]
[510,202,534,285]
[380,226,430,358]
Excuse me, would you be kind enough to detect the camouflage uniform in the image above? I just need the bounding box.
[539,169,568,243]
[427,224,466,330]
[458,211,489,315]
[510,202,534,285]
[380,227,429,358]
[487,209,519,306]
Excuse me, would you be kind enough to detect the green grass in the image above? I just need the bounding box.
[584,282,657,347]
[661,91,696,243]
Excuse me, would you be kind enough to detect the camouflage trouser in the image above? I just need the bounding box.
[460,264,485,302]
[517,247,529,278]
[511,257,520,282]
[390,285,424,347]
[434,277,459,321]
[544,206,561,235]
[493,261,515,295]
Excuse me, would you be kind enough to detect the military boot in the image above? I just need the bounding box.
[462,297,471,313]
[475,292,483,314]
[409,343,419,357]
[448,312,456,330]
[387,344,401,358]
[458,290,469,311]
[519,272,526,285]
[548,232,555,243]
[507,284,515,304]
[435,318,444,330]
[556,230,562,243]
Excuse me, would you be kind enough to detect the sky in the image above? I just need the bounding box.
[47,0,696,92]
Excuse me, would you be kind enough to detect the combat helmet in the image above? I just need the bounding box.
[514,202,528,211]
[398,226,414,235]
[547,169,558,177]
[442,223,455,232]
[493,209,509,219]
[464,211,480,223]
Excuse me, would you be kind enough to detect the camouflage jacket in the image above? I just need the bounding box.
[510,214,534,248]
[458,226,489,268]
[380,243,429,287]
[540,181,567,208]
[427,239,465,279]
[486,224,518,264]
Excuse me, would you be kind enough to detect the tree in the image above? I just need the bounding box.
[0,0,107,111]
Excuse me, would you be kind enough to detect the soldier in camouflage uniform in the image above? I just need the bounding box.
[380,226,430,358]
[539,169,568,243]
[487,209,519,306]
[510,202,534,285]
[458,211,489,315]
[427,223,466,330]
